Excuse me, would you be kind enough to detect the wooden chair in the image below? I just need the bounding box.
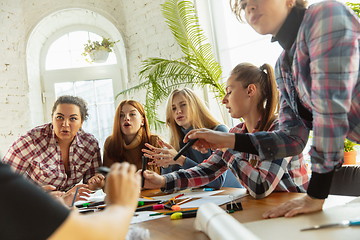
[329,165,360,196]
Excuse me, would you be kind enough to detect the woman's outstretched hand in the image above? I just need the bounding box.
[142,140,186,167]
[62,184,92,206]
[262,194,325,218]
[184,128,236,154]
[87,173,106,190]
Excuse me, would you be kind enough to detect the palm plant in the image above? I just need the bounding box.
[116,0,225,130]
[347,2,360,17]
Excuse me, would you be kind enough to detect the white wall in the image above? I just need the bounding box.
[0,0,183,155]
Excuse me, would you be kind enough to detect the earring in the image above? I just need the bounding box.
[288,2,293,8]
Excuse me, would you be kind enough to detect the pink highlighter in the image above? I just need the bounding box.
[136,204,164,212]
[152,204,165,210]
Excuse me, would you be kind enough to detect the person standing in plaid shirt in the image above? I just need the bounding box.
[2,95,103,204]
[182,0,360,218]
[141,62,309,199]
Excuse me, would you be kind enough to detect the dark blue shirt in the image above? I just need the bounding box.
[162,125,243,189]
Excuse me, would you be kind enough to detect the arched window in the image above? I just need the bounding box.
[41,28,123,149]
[45,31,117,70]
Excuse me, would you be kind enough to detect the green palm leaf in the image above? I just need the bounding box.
[162,0,223,92]
[347,3,360,17]
[118,0,225,129]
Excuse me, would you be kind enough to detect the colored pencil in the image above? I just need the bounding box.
[70,187,79,207]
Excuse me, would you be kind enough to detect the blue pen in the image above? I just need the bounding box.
[301,219,360,231]
[191,188,214,192]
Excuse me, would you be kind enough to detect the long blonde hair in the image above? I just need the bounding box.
[229,0,308,22]
[166,88,221,150]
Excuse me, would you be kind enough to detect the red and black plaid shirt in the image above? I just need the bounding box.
[2,123,102,191]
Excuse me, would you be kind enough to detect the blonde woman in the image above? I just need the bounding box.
[143,88,241,189]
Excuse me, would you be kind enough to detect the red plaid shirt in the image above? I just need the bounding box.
[2,123,102,191]
[163,119,309,199]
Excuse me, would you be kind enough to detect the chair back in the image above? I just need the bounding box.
[329,165,360,196]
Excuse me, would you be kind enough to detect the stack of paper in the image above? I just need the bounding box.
[178,188,248,209]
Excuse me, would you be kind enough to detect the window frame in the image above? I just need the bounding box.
[40,26,124,123]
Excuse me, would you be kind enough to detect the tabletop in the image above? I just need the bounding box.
[134,188,305,240]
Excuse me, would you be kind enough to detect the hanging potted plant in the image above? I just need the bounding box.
[344,138,358,165]
[82,36,119,63]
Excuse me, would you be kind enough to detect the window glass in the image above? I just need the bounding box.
[54,82,74,96]
[54,79,115,151]
[95,79,114,103]
[48,34,69,53]
[74,81,96,105]
[97,103,115,147]
[83,104,100,142]
[46,31,117,70]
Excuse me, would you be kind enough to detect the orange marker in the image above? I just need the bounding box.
[171,205,181,211]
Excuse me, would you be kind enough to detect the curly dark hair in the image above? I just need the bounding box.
[51,95,89,122]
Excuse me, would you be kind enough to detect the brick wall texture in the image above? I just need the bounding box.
[0,0,182,154]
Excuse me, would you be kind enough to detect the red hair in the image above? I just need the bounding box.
[106,100,151,159]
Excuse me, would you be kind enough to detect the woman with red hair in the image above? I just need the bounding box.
[103,100,161,174]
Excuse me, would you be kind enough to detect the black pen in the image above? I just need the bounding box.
[87,200,105,207]
[97,166,110,176]
[79,209,95,214]
[76,200,106,208]
[173,138,198,161]
[141,156,148,188]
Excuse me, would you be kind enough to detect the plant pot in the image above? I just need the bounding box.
[344,150,357,165]
[89,49,109,63]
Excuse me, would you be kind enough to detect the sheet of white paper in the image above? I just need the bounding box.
[130,211,167,224]
[323,195,357,210]
[75,189,106,205]
[243,202,360,240]
[148,189,225,201]
[180,189,248,208]
[348,196,360,204]
[180,195,235,208]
